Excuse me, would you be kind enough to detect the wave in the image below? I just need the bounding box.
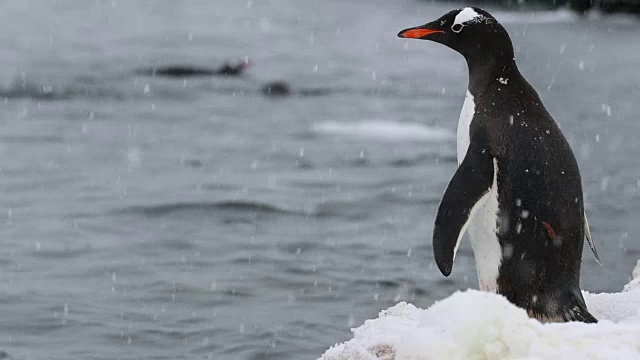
[119,196,426,221]
[0,78,338,102]
[118,200,301,217]
[0,78,124,101]
[0,80,73,100]
[0,135,64,144]
[388,153,457,167]
[117,199,392,221]
[312,121,455,142]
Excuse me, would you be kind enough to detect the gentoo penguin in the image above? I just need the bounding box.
[398,7,600,323]
[137,59,250,77]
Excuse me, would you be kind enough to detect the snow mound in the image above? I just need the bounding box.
[320,260,640,360]
[313,121,454,142]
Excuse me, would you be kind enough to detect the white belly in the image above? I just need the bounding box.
[467,158,502,292]
[456,91,502,291]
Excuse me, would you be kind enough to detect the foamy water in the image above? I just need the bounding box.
[313,121,455,142]
[493,8,580,24]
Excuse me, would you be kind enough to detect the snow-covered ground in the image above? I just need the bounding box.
[320,261,640,360]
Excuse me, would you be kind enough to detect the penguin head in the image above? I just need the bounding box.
[398,8,514,65]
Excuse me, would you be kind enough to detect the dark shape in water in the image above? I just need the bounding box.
[261,81,291,96]
[261,81,333,97]
[138,60,250,77]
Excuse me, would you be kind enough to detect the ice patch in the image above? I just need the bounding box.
[493,9,579,24]
[319,260,640,360]
[313,121,454,142]
[493,9,638,25]
[586,10,639,25]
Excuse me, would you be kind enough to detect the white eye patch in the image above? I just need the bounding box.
[453,7,481,26]
[452,7,489,32]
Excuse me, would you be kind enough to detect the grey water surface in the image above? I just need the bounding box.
[0,1,639,359]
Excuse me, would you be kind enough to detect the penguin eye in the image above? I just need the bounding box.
[451,23,464,33]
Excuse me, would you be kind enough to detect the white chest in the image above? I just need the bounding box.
[467,158,502,292]
[456,91,475,164]
[455,92,502,292]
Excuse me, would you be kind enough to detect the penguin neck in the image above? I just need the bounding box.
[465,56,519,98]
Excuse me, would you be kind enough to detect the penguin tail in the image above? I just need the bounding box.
[559,304,598,323]
[556,288,598,323]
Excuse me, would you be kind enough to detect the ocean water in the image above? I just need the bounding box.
[0,1,639,359]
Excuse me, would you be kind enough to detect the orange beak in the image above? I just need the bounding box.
[397,28,444,39]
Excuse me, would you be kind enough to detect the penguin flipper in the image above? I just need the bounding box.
[433,129,494,276]
[584,212,601,265]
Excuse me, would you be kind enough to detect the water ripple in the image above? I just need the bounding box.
[116,201,303,217]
